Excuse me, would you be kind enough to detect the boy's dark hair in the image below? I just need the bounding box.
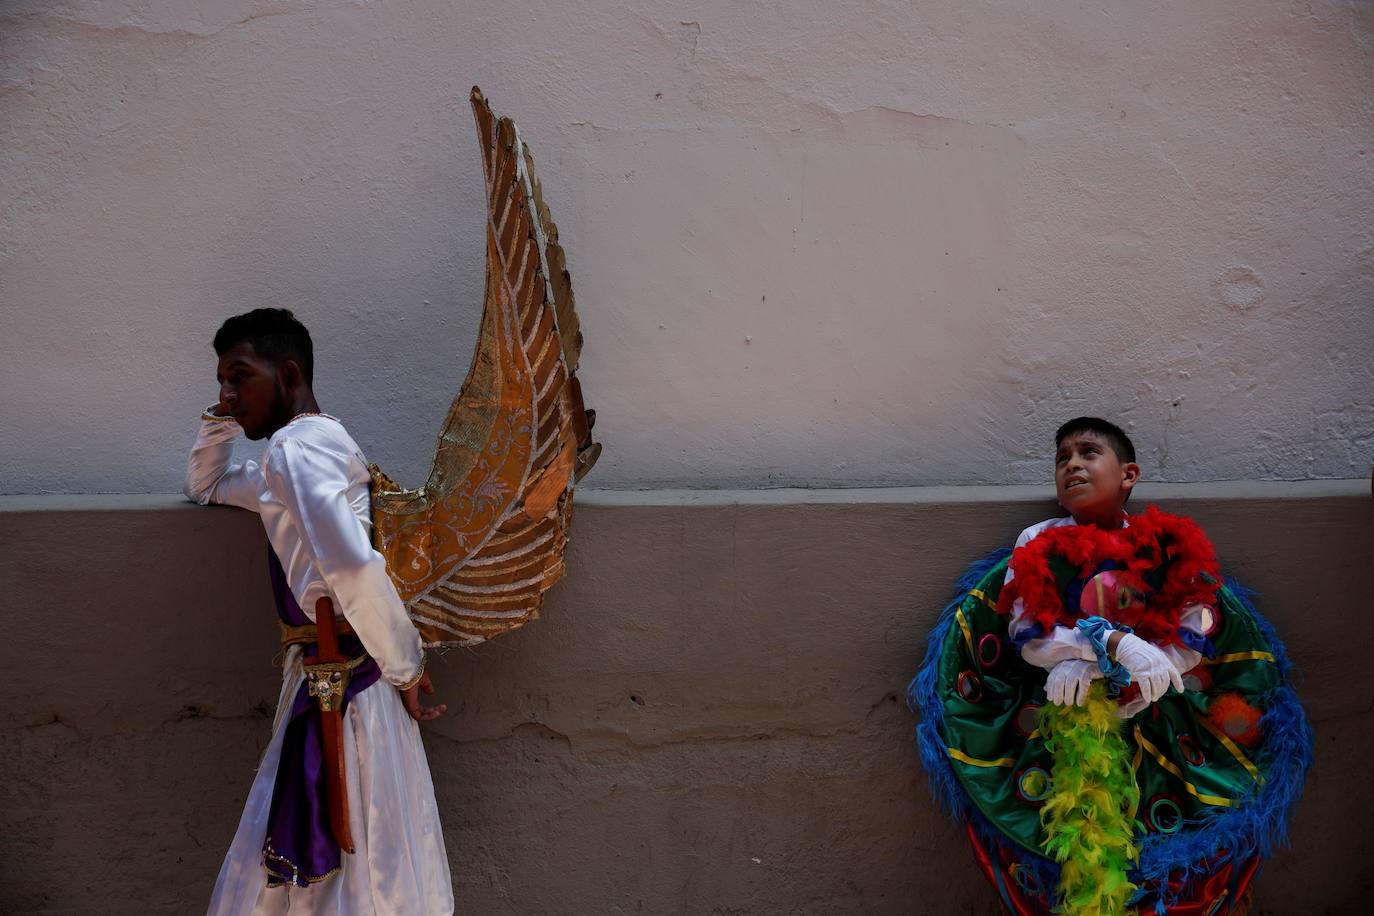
[213,308,314,384]
[1054,416,1136,464]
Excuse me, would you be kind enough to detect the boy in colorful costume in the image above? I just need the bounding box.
[909,418,1310,915]
[187,309,455,915]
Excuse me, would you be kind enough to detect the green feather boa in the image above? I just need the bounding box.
[1039,684,1140,915]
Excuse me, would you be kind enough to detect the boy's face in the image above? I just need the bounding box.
[216,341,292,440]
[1054,430,1139,523]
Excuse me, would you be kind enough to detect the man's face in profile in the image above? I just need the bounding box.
[216,341,288,440]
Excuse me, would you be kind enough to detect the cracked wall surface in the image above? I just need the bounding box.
[2,0,1372,493]
[0,486,1370,913]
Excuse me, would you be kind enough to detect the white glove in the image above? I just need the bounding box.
[1045,659,1103,706]
[1112,633,1185,705]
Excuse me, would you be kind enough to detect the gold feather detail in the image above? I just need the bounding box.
[368,87,599,648]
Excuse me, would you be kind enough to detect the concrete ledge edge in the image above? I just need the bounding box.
[1,479,1366,512]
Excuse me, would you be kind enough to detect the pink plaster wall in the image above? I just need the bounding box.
[2,1,1372,493]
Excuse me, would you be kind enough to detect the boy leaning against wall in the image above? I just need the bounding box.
[911,417,1310,915]
[184,308,454,915]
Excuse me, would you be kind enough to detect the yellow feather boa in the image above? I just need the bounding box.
[1039,683,1140,915]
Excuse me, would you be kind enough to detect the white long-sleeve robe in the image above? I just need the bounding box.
[186,410,454,916]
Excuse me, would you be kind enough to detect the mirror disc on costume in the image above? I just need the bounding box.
[1014,703,1041,737]
[977,633,1003,669]
[957,671,984,704]
[1203,892,1231,916]
[1222,715,1251,738]
[1178,734,1206,766]
[1015,766,1052,804]
[1197,604,1219,636]
[1079,570,1145,618]
[1009,862,1044,896]
[1146,795,1185,834]
[1181,669,1209,692]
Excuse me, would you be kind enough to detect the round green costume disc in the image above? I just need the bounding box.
[934,559,1282,857]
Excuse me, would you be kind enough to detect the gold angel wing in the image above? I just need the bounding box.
[368,87,600,648]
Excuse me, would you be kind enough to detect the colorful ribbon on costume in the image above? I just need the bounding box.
[1077,616,1132,695]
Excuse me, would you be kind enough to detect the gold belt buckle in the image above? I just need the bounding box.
[304,656,365,713]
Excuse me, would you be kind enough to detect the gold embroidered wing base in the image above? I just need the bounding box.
[368,87,600,648]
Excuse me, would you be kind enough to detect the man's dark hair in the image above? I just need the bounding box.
[213,308,314,384]
[1054,416,1136,464]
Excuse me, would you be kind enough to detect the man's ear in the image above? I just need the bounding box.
[1121,462,1141,493]
[279,358,305,391]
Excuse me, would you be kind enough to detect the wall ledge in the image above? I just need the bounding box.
[1,478,1365,513]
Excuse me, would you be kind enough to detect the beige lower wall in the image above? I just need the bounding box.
[1,483,1369,914]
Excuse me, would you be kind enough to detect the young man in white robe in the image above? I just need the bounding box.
[185,308,454,915]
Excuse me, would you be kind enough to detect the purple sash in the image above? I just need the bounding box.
[262,548,380,887]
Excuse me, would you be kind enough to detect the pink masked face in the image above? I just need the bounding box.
[1079,570,1145,618]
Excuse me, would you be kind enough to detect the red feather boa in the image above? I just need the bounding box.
[996,506,1220,646]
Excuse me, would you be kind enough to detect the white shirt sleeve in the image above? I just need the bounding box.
[263,434,425,688]
[1001,525,1034,587]
[1014,613,1097,669]
[1011,586,1212,674]
[1162,602,1210,673]
[1005,520,1096,670]
[183,410,261,511]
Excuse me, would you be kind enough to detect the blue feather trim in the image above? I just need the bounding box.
[906,549,1010,817]
[906,550,1063,892]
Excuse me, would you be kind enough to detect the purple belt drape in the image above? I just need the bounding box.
[262,548,380,887]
